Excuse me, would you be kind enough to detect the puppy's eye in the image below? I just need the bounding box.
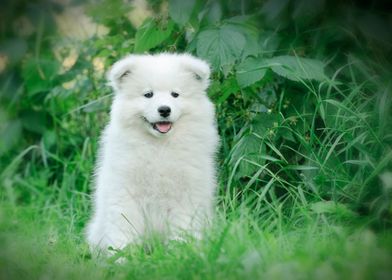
[171,92,179,98]
[144,91,154,98]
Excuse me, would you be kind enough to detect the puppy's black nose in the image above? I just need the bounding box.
[158,106,171,118]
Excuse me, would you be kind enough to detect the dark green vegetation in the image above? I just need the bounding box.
[1,0,392,279]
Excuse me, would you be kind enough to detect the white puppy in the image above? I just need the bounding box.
[86,53,219,252]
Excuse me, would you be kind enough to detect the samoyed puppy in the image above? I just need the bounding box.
[86,53,219,252]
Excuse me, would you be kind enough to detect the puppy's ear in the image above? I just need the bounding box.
[107,56,136,91]
[180,54,211,90]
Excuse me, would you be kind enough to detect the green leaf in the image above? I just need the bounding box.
[22,58,59,95]
[20,110,47,134]
[236,57,267,88]
[261,0,290,22]
[169,0,196,26]
[310,201,336,214]
[278,127,296,142]
[200,1,222,25]
[293,0,325,21]
[0,120,22,155]
[0,38,27,64]
[230,133,266,179]
[87,0,131,26]
[265,55,326,82]
[217,76,240,104]
[83,99,107,113]
[236,55,325,87]
[251,113,282,137]
[259,31,281,57]
[196,25,246,70]
[43,130,56,149]
[134,18,175,53]
[224,16,261,58]
[259,86,277,107]
[287,165,319,171]
[310,201,356,218]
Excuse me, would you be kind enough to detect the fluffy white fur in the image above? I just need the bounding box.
[86,53,219,252]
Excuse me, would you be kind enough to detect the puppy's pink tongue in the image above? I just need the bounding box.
[156,122,172,133]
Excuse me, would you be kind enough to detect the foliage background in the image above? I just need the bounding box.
[0,0,392,278]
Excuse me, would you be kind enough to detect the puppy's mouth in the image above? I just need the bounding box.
[142,117,172,134]
[152,121,172,134]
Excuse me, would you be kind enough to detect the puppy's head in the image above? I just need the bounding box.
[107,53,211,137]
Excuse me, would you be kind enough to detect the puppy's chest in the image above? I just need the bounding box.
[125,149,196,198]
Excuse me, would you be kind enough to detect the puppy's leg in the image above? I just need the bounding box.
[167,205,211,241]
[87,200,144,254]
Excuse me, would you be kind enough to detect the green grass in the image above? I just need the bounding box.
[1,201,392,279]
